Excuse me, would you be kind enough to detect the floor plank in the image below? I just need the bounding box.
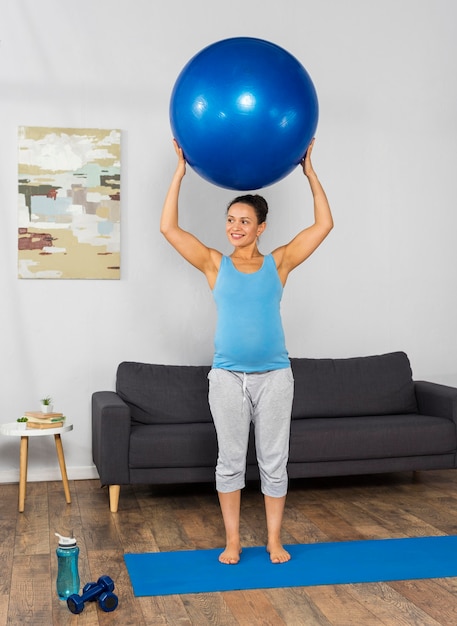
[344,582,443,626]
[298,585,383,626]
[389,578,457,625]
[222,589,287,625]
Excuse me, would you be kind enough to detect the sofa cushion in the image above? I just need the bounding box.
[129,422,217,468]
[116,362,212,425]
[288,414,456,462]
[290,351,418,419]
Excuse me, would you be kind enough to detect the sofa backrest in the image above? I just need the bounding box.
[116,351,418,425]
[116,362,213,424]
[290,351,418,419]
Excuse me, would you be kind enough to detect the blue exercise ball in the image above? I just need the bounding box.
[169,37,318,190]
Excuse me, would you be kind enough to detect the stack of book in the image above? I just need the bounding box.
[22,412,66,429]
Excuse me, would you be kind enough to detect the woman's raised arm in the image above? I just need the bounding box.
[160,140,221,286]
[273,139,333,284]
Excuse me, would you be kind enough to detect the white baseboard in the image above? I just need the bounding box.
[0,465,100,484]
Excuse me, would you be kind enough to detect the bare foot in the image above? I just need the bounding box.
[267,541,291,564]
[219,542,242,565]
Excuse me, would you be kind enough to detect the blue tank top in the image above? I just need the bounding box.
[212,254,290,372]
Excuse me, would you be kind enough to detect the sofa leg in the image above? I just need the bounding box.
[109,485,120,513]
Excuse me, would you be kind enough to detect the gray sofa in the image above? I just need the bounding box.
[92,351,457,512]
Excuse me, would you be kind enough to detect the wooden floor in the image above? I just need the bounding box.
[1,471,457,625]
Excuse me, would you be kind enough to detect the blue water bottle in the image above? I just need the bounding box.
[55,532,80,600]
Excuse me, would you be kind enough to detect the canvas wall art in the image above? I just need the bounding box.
[18,126,121,279]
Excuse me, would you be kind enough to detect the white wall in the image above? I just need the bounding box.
[1,0,456,482]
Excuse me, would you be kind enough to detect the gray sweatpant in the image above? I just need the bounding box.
[208,367,294,497]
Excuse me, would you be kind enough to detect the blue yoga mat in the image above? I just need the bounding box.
[125,535,457,596]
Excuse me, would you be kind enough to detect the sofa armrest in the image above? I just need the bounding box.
[414,381,457,424]
[92,391,131,485]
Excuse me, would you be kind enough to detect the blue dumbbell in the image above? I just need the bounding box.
[67,575,118,614]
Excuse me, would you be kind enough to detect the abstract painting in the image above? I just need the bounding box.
[18,126,121,279]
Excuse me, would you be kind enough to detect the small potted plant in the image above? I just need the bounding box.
[16,416,28,430]
[41,396,54,414]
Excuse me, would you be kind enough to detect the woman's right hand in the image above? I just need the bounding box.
[173,139,186,177]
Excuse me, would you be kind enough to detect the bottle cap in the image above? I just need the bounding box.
[55,532,77,547]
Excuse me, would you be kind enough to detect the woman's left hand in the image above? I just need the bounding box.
[301,138,315,178]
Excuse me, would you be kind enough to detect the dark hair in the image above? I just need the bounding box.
[227,194,269,225]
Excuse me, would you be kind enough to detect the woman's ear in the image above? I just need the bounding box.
[257,221,267,236]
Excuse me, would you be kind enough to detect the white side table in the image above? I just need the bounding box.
[0,422,73,512]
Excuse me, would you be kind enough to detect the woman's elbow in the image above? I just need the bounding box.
[320,219,334,238]
[160,220,173,238]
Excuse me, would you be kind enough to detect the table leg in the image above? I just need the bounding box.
[19,436,28,513]
[54,434,71,504]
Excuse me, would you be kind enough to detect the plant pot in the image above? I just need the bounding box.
[41,404,54,414]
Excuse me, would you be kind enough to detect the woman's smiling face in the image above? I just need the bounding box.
[225,203,266,247]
